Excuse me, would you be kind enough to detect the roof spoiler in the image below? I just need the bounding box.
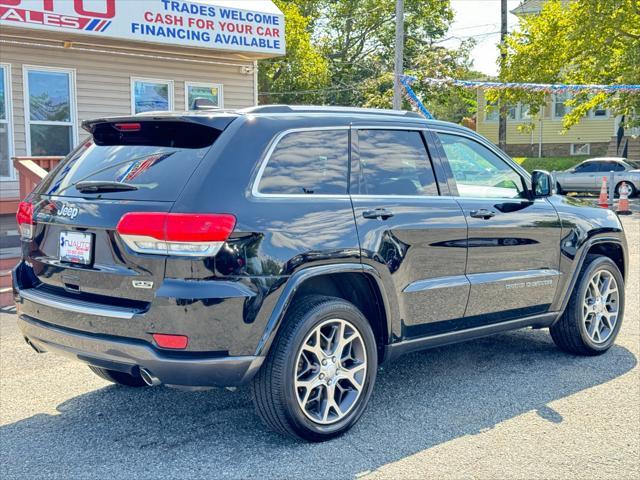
[82,114,237,134]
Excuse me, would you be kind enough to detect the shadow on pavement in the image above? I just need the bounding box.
[0,328,636,479]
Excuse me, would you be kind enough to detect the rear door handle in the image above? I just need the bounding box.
[469,209,496,219]
[363,208,395,220]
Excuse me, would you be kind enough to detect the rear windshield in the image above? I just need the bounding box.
[38,121,221,201]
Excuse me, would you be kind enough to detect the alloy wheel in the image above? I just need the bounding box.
[582,269,619,344]
[294,318,367,425]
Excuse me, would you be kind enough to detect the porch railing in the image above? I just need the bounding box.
[12,156,63,200]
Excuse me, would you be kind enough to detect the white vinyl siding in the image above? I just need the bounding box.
[1,39,255,158]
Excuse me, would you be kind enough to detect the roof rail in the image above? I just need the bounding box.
[239,105,424,118]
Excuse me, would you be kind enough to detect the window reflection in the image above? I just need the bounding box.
[258,130,348,195]
[438,133,525,199]
[357,130,438,196]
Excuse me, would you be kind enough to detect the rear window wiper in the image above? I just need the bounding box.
[75,181,139,193]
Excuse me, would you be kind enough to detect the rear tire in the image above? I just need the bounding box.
[88,366,148,387]
[251,295,377,441]
[550,255,624,356]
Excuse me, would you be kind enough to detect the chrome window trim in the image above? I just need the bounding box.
[251,126,351,199]
[251,124,535,202]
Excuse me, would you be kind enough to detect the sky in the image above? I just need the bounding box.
[442,0,522,77]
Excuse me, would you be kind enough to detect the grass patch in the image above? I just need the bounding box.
[513,156,589,173]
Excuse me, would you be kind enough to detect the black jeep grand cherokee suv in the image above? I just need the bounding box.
[14,106,628,441]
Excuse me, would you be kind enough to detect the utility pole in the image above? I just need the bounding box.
[393,0,404,110]
[498,0,508,151]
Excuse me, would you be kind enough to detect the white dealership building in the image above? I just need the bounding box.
[0,0,285,213]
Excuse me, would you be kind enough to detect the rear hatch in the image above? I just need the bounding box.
[20,115,236,307]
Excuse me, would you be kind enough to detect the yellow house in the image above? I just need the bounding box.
[475,0,638,159]
[475,90,619,157]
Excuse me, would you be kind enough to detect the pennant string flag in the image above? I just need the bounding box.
[420,78,640,94]
[399,76,433,119]
[399,75,640,119]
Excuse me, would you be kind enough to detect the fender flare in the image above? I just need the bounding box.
[253,263,396,357]
[554,236,626,315]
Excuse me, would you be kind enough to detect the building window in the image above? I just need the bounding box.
[552,92,573,119]
[589,106,610,119]
[571,143,590,155]
[24,66,76,157]
[131,77,174,114]
[0,64,14,179]
[185,82,223,110]
[485,101,529,121]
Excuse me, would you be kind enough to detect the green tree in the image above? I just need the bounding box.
[259,0,478,123]
[498,0,640,128]
[258,1,330,104]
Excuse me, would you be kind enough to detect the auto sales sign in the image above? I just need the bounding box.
[0,0,285,55]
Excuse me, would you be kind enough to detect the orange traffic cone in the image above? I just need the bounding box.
[598,176,609,208]
[616,182,632,215]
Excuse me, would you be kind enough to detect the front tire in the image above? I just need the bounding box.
[251,295,377,441]
[550,255,625,355]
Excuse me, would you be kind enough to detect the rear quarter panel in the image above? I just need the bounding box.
[170,116,361,354]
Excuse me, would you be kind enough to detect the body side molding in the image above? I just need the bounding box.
[385,311,559,362]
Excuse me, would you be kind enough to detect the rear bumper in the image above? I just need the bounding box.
[17,314,264,387]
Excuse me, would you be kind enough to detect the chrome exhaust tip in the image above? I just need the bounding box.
[139,367,161,387]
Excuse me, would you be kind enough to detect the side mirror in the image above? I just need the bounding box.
[531,170,553,197]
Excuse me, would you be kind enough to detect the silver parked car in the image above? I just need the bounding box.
[554,157,640,197]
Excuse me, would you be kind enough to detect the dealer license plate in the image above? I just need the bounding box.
[60,231,93,265]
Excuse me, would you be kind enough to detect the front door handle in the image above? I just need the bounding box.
[469,209,496,219]
[363,208,395,220]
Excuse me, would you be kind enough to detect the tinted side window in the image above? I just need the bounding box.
[355,129,438,196]
[576,162,598,172]
[257,130,348,195]
[437,133,525,199]
[601,162,625,172]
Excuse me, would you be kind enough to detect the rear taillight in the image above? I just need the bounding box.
[16,201,34,240]
[152,333,189,349]
[116,212,236,257]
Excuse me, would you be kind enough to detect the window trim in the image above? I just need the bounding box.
[0,63,15,180]
[484,101,530,122]
[588,107,610,119]
[552,92,573,120]
[130,76,174,115]
[23,65,78,157]
[433,129,531,200]
[184,81,224,110]
[252,125,533,201]
[251,126,352,199]
[571,143,591,156]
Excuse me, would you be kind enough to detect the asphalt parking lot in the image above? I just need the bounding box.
[1,216,638,480]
